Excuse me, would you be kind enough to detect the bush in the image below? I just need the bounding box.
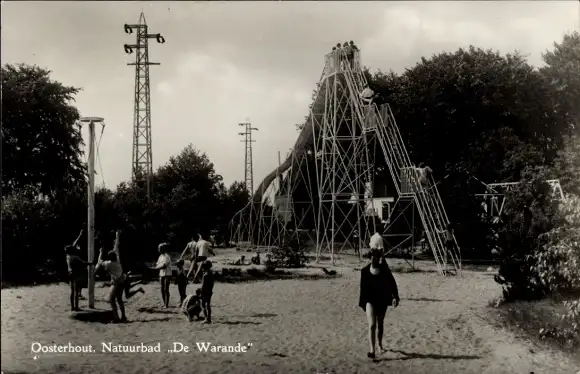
[267,232,309,270]
[533,195,580,331]
[493,169,558,301]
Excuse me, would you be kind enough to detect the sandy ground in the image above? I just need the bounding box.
[2,251,579,374]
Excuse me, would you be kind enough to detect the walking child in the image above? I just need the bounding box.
[175,260,188,306]
[200,261,215,324]
[359,249,400,358]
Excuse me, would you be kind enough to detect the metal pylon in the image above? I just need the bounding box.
[124,12,165,201]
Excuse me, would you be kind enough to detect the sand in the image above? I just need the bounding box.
[2,254,579,374]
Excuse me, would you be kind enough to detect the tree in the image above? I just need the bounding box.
[1,64,85,197]
[493,165,559,301]
[540,32,580,130]
[225,181,250,212]
[154,144,225,238]
[541,32,580,196]
[366,46,572,256]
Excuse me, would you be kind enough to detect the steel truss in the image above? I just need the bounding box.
[475,179,566,218]
[230,45,461,275]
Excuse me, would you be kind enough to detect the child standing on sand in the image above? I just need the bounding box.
[65,242,91,311]
[175,260,188,306]
[152,243,173,308]
[200,261,215,324]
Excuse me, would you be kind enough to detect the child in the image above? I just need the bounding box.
[181,288,202,322]
[65,244,91,311]
[416,163,433,190]
[437,223,456,273]
[233,255,245,266]
[200,261,215,324]
[151,243,172,308]
[175,260,188,306]
[65,229,86,301]
[95,248,127,323]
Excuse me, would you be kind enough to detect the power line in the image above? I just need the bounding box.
[124,12,165,202]
[238,122,259,195]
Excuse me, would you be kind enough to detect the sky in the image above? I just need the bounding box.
[2,1,579,191]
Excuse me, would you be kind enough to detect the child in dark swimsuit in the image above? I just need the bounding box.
[359,249,400,359]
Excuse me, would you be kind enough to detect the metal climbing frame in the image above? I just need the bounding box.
[475,179,566,218]
[230,45,461,275]
[338,49,461,275]
[314,50,377,262]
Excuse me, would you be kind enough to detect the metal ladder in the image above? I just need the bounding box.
[339,52,461,275]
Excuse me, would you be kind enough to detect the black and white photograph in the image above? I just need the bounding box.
[1,1,579,373]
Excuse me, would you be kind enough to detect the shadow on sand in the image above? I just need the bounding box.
[137,307,176,314]
[250,313,277,318]
[70,309,173,324]
[124,317,173,323]
[375,349,481,362]
[406,297,455,303]
[219,320,262,325]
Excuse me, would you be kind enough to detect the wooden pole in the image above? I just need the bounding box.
[87,120,96,308]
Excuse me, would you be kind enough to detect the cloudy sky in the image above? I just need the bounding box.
[2,1,578,190]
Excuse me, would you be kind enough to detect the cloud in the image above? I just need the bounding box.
[157,81,174,96]
[147,50,313,185]
[361,2,577,74]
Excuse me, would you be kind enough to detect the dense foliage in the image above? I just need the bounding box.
[2,102,250,282]
[2,64,86,198]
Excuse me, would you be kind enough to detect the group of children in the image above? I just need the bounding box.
[155,240,215,324]
[65,230,215,324]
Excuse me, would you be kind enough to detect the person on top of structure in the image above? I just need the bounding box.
[343,41,354,69]
[348,41,358,67]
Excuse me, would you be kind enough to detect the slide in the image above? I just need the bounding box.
[251,74,329,204]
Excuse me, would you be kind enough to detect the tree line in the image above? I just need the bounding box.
[2,63,250,283]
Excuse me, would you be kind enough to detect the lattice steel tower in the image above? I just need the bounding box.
[124,12,165,201]
[239,122,259,195]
